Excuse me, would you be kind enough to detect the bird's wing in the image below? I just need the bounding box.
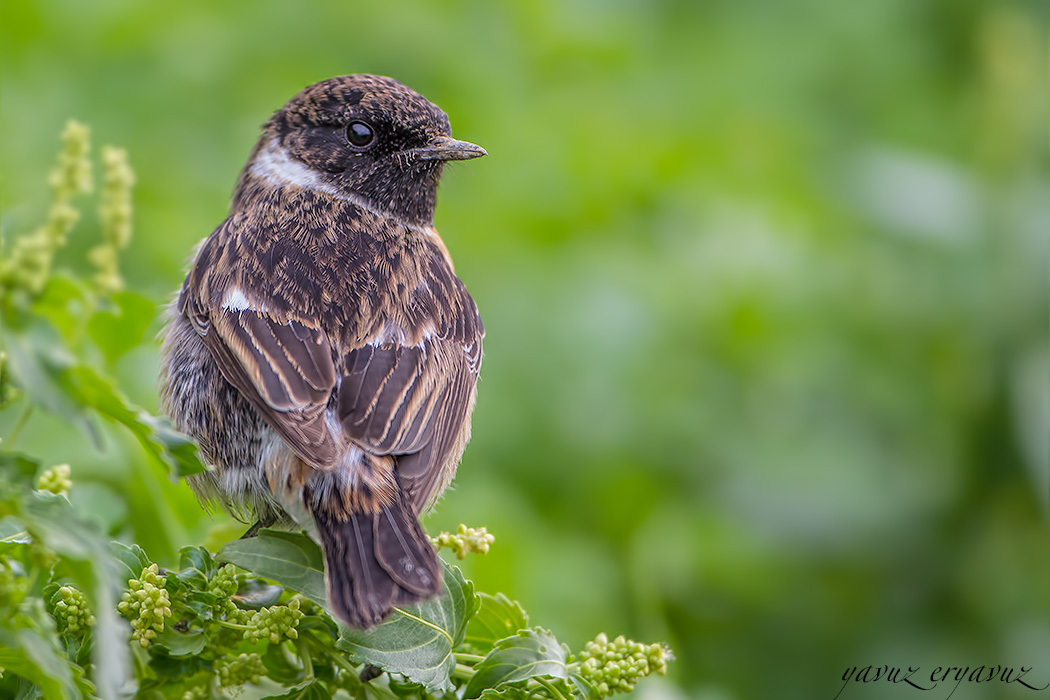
[338,275,483,512]
[178,222,339,470]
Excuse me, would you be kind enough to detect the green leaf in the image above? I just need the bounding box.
[260,643,307,685]
[463,628,571,699]
[0,632,78,700]
[297,614,338,638]
[0,601,81,700]
[180,589,220,620]
[338,561,479,693]
[232,579,285,609]
[175,545,216,588]
[29,275,90,346]
[0,516,31,556]
[17,492,128,700]
[218,529,481,692]
[465,592,530,651]
[261,680,331,700]
[180,544,216,575]
[19,492,104,569]
[566,673,600,700]
[60,365,207,478]
[1,315,206,478]
[387,676,426,696]
[110,541,152,583]
[154,627,207,657]
[26,279,155,363]
[141,649,209,681]
[2,318,96,437]
[0,452,42,485]
[86,291,155,362]
[14,677,45,700]
[217,529,327,606]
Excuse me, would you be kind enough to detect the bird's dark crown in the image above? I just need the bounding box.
[235,74,484,226]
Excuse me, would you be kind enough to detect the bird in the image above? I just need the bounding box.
[158,74,485,629]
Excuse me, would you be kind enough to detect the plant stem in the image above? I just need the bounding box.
[2,404,33,450]
[281,640,302,670]
[302,633,357,675]
[454,652,485,664]
[534,676,569,700]
[215,619,252,631]
[298,639,314,679]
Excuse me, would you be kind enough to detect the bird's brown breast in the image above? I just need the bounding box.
[187,185,477,350]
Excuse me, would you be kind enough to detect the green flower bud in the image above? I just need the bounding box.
[244,597,303,645]
[50,585,95,637]
[36,464,73,497]
[571,632,673,697]
[432,524,495,559]
[0,120,92,299]
[181,686,208,700]
[91,145,135,294]
[119,563,171,647]
[216,652,265,687]
[208,564,239,598]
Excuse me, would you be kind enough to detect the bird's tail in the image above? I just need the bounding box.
[311,494,442,629]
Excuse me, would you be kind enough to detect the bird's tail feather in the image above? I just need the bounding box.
[312,496,441,629]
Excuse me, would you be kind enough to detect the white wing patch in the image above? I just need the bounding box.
[223,287,267,313]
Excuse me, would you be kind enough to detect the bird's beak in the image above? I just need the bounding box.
[410,136,487,162]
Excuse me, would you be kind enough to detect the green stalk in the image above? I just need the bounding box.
[2,404,34,450]
[298,638,315,679]
[534,676,569,700]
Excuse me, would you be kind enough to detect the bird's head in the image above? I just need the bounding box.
[238,74,485,225]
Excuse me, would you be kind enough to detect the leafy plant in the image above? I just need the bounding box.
[0,123,672,698]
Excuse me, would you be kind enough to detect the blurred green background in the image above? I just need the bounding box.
[1,1,1047,698]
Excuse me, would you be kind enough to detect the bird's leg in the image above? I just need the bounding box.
[240,513,277,539]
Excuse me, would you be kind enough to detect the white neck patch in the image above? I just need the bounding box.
[247,138,433,235]
[250,139,342,197]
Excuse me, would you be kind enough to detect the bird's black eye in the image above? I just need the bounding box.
[346,121,374,148]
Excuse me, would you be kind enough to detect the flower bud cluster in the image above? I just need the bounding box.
[573,633,672,697]
[245,597,302,644]
[118,563,172,647]
[90,145,135,294]
[36,464,72,497]
[54,121,94,196]
[0,352,19,407]
[181,686,207,700]
[208,563,239,598]
[51,585,95,636]
[207,565,253,648]
[433,524,495,559]
[209,564,244,617]
[216,652,265,687]
[0,120,92,297]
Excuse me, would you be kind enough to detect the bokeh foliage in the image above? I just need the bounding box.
[1,1,1047,698]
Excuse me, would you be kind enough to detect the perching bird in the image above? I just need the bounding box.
[159,75,485,628]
